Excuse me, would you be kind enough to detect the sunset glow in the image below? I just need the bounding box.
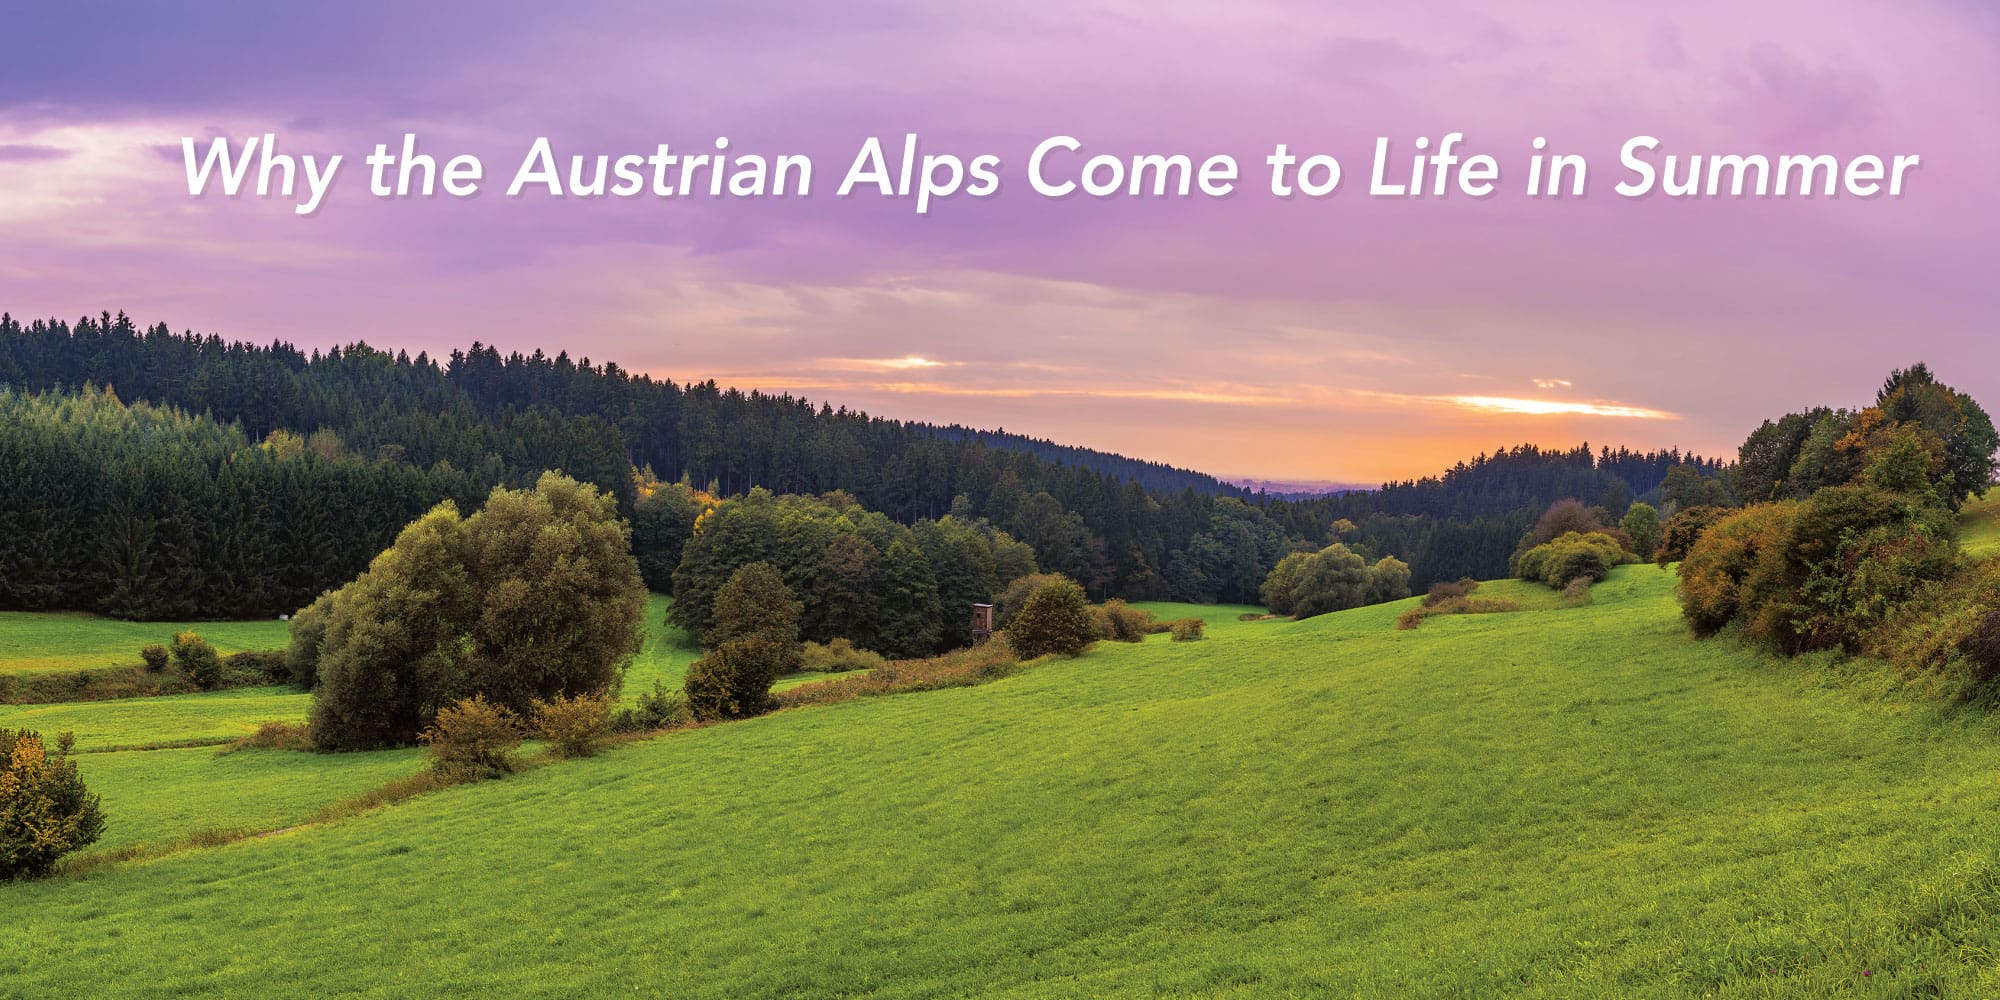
[3,1,1994,483]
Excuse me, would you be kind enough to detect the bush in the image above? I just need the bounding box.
[1091,599,1155,642]
[224,650,290,684]
[1,727,105,880]
[799,638,887,673]
[1562,577,1594,607]
[1961,610,2000,686]
[229,721,313,752]
[1394,596,1523,631]
[169,631,223,690]
[1423,579,1480,607]
[612,681,693,733]
[417,696,521,778]
[1007,576,1096,659]
[1656,505,1731,566]
[993,572,1067,629]
[1676,503,1800,638]
[1869,560,2000,696]
[685,637,789,721]
[775,635,1020,710]
[1169,618,1205,642]
[531,691,613,758]
[139,644,168,673]
[1514,532,1626,589]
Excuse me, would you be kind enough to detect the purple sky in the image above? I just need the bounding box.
[2,1,1995,483]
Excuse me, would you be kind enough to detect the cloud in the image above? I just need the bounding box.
[0,144,68,163]
[827,355,962,370]
[1532,378,1572,389]
[1444,396,1679,420]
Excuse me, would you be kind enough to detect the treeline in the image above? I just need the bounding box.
[1267,444,1729,588]
[0,387,482,618]
[0,312,1732,608]
[0,313,1295,602]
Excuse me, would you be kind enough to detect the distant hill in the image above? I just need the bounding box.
[1221,476,1375,498]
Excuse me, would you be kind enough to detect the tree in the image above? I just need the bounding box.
[630,477,713,592]
[1876,364,1998,507]
[1,728,105,880]
[874,539,944,658]
[808,534,880,650]
[684,563,804,722]
[1620,502,1662,561]
[709,562,803,652]
[306,473,646,750]
[1007,576,1096,658]
[1260,551,1312,615]
[1290,544,1370,619]
[1364,556,1412,605]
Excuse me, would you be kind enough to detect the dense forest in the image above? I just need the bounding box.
[0,312,1731,616]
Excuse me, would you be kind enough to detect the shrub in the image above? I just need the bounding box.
[1169,618,1206,642]
[229,721,313,752]
[993,572,1067,629]
[685,637,788,721]
[1423,579,1480,607]
[138,644,168,673]
[775,635,1020,710]
[1676,502,1801,639]
[1562,577,1594,607]
[531,691,613,758]
[169,631,223,690]
[611,681,691,733]
[1961,610,2000,687]
[1091,599,1155,642]
[799,638,887,673]
[417,696,521,778]
[1394,596,1522,631]
[1515,532,1626,589]
[1006,576,1096,659]
[1,727,105,880]
[224,650,290,684]
[1656,505,1731,566]
[1521,498,1611,550]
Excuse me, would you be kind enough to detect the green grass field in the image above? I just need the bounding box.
[80,745,426,854]
[1961,492,2000,557]
[8,564,2000,996]
[0,686,313,751]
[0,611,289,675]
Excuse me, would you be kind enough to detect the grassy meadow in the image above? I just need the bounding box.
[6,559,2000,996]
[0,611,288,675]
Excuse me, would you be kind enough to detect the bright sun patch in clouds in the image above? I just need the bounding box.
[1447,396,1678,419]
[832,356,960,370]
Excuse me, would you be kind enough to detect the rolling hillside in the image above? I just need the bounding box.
[7,566,2000,996]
